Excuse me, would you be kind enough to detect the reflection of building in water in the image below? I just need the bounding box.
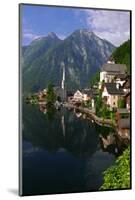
[100,134,116,149]
[39,105,47,114]
[75,112,82,118]
[100,134,119,154]
[61,115,65,137]
[99,132,129,156]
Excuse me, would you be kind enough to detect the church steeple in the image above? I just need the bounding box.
[61,62,65,90]
[61,62,66,101]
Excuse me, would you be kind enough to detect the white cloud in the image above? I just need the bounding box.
[84,10,130,46]
[23,32,40,40]
[22,29,46,44]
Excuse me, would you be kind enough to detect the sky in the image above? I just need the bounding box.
[21,5,130,46]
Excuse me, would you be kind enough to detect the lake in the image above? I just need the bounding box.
[22,103,118,195]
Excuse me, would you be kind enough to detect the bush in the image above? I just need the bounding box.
[46,81,56,105]
[100,146,130,190]
[118,99,126,108]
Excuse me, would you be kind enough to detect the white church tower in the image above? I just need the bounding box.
[61,62,66,101]
[61,62,65,90]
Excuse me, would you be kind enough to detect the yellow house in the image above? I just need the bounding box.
[102,83,124,108]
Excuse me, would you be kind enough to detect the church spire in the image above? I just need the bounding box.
[61,62,65,90]
[61,62,66,101]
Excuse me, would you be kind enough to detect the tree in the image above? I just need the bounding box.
[89,71,100,87]
[112,40,130,74]
[95,91,103,116]
[46,82,56,105]
[100,146,130,190]
[101,104,110,119]
[118,98,126,108]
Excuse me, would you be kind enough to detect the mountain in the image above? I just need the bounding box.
[112,40,130,74]
[22,29,115,94]
[22,32,61,71]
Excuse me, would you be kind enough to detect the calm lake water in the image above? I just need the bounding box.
[22,103,117,195]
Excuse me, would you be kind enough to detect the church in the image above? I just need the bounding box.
[53,62,67,102]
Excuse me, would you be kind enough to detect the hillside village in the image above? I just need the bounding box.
[67,58,130,138]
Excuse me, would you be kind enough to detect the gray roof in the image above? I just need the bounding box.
[82,89,93,96]
[104,83,124,95]
[101,64,127,73]
[118,118,130,129]
[115,74,127,79]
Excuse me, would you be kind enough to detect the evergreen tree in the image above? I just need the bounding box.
[46,82,56,105]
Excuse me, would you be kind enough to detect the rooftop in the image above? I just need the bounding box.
[101,63,127,73]
[82,89,93,96]
[104,83,124,95]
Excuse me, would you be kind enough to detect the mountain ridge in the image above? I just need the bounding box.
[22,29,116,94]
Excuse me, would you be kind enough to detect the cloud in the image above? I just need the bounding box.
[23,32,41,40]
[22,27,46,44]
[84,10,130,46]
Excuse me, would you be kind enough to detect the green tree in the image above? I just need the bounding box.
[112,40,130,74]
[89,71,100,87]
[118,98,126,108]
[95,91,103,116]
[101,104,110,119]
[100,146,130,190]
[46,82,56,105]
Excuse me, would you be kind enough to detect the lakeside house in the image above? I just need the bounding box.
[102,83,125,108]
[37,90,47,102]
[122,76,130,94]
[99,60,127,87]
[117,118,130,139]
[125,92,130,111]
[73,89,92,102]
[73,90,84,102]
[116,108,130,121]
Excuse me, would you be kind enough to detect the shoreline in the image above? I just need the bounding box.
[63,102,116,128]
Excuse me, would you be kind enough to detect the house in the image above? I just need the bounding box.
[53,86,67,101]
[73,90,84,102]
[117,118,130,139]
[73,89,92,102]
[125,92,130,111]
[38,91,46,102]
[122,77,130,94]
[116,108,130,121]
[114,74,127,86]
[82,89,92,101]
[100,62,127,84]
[102,83,125,108]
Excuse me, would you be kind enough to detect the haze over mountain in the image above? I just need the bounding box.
[22,29,115,94]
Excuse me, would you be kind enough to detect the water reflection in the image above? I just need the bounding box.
[61,115,65,137]
[39,104,56,121]
[95,126,129,156]
[85,150,115,190]
[23,103,101,157]
[22,103,121,195]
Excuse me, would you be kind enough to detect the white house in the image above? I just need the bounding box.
[73,90,84,102]
[100,63,127,84]
[73,90,91,102]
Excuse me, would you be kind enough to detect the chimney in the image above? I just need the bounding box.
[107,56,115,64]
